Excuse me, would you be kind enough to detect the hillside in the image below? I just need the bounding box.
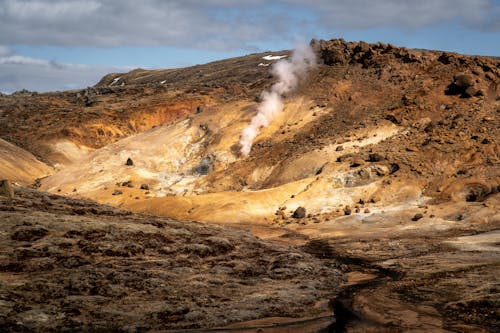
[0,38,499,332]
[0,138,53,185]
[37,39,499,224]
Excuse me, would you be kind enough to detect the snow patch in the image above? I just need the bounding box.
[258,63,270,67]
[110,77,121,86]
[262,55,287,61]
[160,80,166,84]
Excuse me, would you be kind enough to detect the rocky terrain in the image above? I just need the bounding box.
[0,38,499,332]
[0,187,342,332]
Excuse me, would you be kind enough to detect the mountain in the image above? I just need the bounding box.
[0,38,499,332]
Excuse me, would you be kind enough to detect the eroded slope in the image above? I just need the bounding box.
[0,138,53,185]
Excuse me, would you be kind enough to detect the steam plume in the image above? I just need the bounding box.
[239,44,317,156]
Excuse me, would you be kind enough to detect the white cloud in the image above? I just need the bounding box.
[288,0,494,29]
[0,0,497,51]
[0,45,14,56]
[0,0,279,50]
[0,54,50,66]
[1,0,101,20]
[0,49,130,93]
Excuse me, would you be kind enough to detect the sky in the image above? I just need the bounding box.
[0,0,499,93]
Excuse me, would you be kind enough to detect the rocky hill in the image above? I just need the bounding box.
[0,38,499,332]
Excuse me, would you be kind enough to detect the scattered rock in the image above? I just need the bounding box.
[205,237,235,254]
[454,74,474,88]
[292,207,306,219]
[125,158,134,166]
[140,184,150,190]
[481,138,491,144]
[112,190,123,196]
[11,226,49,242]
[389,163,400,174]
[350,159,364,168]
[411,213,424,221]
[367,153,384,162]
[463,183,493,202]
[445,74,481,98]
[0,180,14,199]
[344,206,352,215]
[121,181,133,188]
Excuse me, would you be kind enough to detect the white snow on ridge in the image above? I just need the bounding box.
[258,63,270,67]
[160,80,166,84]
[262,55,287,61]
[110,77,121,85]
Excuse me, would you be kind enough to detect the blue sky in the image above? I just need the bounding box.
[0,0,499,93]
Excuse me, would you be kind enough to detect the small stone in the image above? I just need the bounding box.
[140,184,150,190]
[126,158,134,166]
[292,207,306,219]
[112,190,123,196]
[122,181,133,187]
[481,138,491,144]
[411,213,423,221]
[344,206,352,215]
[367,153,383,162]
[364,208,371,213]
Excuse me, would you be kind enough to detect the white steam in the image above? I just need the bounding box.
[239,44,317,156]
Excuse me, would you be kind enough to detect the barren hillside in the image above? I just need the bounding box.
[0,38,499,332]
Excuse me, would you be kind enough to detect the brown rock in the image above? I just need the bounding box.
[292,206,306,219]
[121,181,133,188]
[411,213,424,221]
[350,159,364,168]
[0,180,14,199]
[368,153,384,162]
[464,86,479,97]
[454,74,474,88]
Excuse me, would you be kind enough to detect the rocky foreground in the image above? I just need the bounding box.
[0,187,346,332]
[0,186,498,332]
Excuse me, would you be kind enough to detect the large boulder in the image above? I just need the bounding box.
[445,74,481,98]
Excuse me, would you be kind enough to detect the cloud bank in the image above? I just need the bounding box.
[1,0,497,49]
[0,46,129,93]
